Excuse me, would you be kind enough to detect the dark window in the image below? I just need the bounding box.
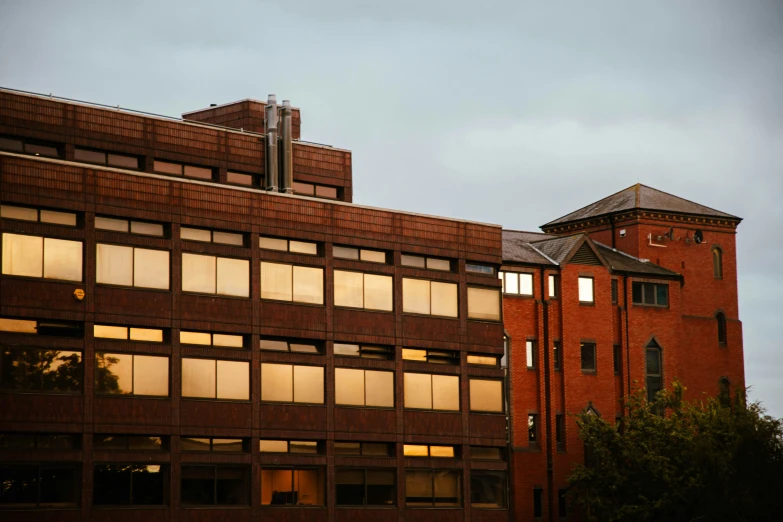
[402,348,459,365]
[0,464,79,508]
[94,464,166,505]
[0,347,82,392]
[719,377,731,407]
[24,142,60,158]
[334,442,392,456]
[713,248,723,279]
[558,489,567,517]
[182,437,244,453]
[94,435,163,451]
[0,433,78,450]
[405,470,461,507]
[181,465,249,506]
[470,470,507,509]
[717,313,727,345]
[470,446,502,460]
[260,468,325,506]
[645,341,663,403]
[336,468,396,506]
[580,343,596,372]
[334,343,394,360]
[533,488,543,517]
[553,341,562,371]
[631,282,668,306]
[555,414,565,450]
[466,263,495,275]
[611,279,618,304]
[528,414,538,443]
[613,345,622,375]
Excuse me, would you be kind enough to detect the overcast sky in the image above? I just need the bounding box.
[1,0,781,416]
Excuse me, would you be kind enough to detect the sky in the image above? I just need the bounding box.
[1,0,781,416]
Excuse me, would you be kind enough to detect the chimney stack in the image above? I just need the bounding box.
[280,100,293,194]
[264,94,279,191]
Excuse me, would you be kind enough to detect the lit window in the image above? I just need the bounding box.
[260,262,323,304]
[334,270,393,311]
[401,254,451,271]
[335,368,394,408]
[94,324,163,342]
[501,272,533,296]
[182,358,249,400]
[180,331,243,348]
[2,233,82,281]
[403,348,459,365]
[94,435,163,451]
[259,236,317,255]
[260,363,324,404]
[1,205,77,226]
[95,353,169,396]
[260,440,320,454]
[96,244,169,289]
[404,444,455,458]
[403,373,459,411]
[260,468,325,506]
[578,277,594,303]
[95,216,163,236]
[402,278,458,317]
[182,253,249,297]
[0,464,78,507]
[1,317,83,337]
[333,343,393,360]
[333,245,386,263]
[469,379,503,412]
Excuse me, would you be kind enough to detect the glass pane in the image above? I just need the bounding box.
[290,343,319,353]
[0,318,37,333]
[333,343,360,356]
[466,263,493,274]
[336,469,365,505]
[504,273,519,294]
[333,246,359,260]
[549,275,557,297]
[364,274,393,311]
[467,287,500,321]
[402,278,430,315]
[184,165,212,180]
[404,373,432,409]
[213,231,243,246]
[471,447,501,460]
[467,355,497,366]
[643,283,655,305]
[432,374,459,411]
[646,348,661,375]
[289,240,317,255]
[367,470,395,506]
[259,237,288,251]
[42,238,82,281]
[25,143,59,157]
[0,465,39,506]
[134,355,168,396]
[334,270,363,308]
[294,469,324,505]
[402,348,427,361]
[181,466,215,505]
[182,253,216,294]
[96,353,133,394]
[2,233,43,277]
[404,444,429,457]
[360,249,385,263]
[430,446,454,458]
[335,368,365,406]
[1,205,38,221]
[153,160,182,175]
[128,436,162,451]
[427,258,450,271]
[130,222,163,237]
[213,334,243,348]
[0,433,35,449]
[632,282,643,303]
[578,277,594,302]
[95,216,128,232]
[40,210,76,226]
[217,360,249,400]
[212,438,243,452]
[334,442,361,455]
[0,137,24,152]
[217,257,249,297]
[259,440,288,453]
[294,366,324,404]
[470,471,505,508]
[581,344,596,371]
[401,254,425,268]
[134,248,169,289]
[470,379,503,412]
[261,363,293,402]
[74,148,105,163]
[94,324,128,339]
[431,282,458,317]
[131,465,164,505]
[293,266,323,304]
[260,262,292,301]
[182,358,215,398]
[289,441,318,454]
[315,185,337,198]
[434,470,461,506]
[94,434,128,450]
[656,285,669,306]
[363,443,390,456]
[261,469,291,505]
[129,328,163,342]
[94,464,130,505]
[227,172,252,185]
[181,331,212,345]
[292,181,315,195]
[405,470,433,505]
[260,339,289,351]
[526,341,534,367]
[107,154,139,169]
[181,227,211,242]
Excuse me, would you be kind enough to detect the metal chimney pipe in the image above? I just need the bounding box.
[264,94,279,191]
[280,100,293,194]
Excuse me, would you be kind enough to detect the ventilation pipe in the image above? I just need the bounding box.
[264,94,279,191]
[280,100,294,193]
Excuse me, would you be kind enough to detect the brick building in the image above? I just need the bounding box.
[0,87,743,521]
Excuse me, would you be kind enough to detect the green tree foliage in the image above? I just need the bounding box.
[568,382,783,522]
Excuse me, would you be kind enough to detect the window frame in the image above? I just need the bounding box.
[631,281,669,307]
[335,467,397,507]
[403,372,460,412]
[1,204,78,226]
[1,232,83,282]
[181,357,250,401]
[333,269,394,312]
[525,340,537,370]
[500,271,534,296]
[580,342,597,373]
[0,463,80,508]
[578,276,595,304]
[334,367,395,408]
[611,279,618,304]
[404,469,462,507]
[260,261,324,305]
[713,247,723,279]
[468,378,504,413]
[181,252,250,298]
[93,463,167,506]
[95,243,170,290]
[180,464,250,506]
[470,469,507,509]
[401,277,459,318]
[0,346,83,394]
[553,341,562,372]
[260,363,325,405]
[528,414,538,444]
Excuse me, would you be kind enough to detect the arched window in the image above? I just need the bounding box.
[712,248,723,279]
[645,340,662,403]
[717,312,727,345]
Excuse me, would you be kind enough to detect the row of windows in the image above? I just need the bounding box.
[0,463,506,509]
[0,349,505,412]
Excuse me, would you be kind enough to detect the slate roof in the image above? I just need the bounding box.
[529,235,584,265]
[593,242,681,278]
[542,184,740,227]
[502,230,556,265]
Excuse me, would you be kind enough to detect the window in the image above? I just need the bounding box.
[534,488,543,517]
[95,353,169,396]
[404,444,456,458]
[259,236,317,255]
[181,227,244,246]
[611,279,618,304]
[94,324,163,342]
[0,136,60,157]
[0,317,82,337]
[403,373,459,411]
[403,348,458,365]
[580,342,596,372]
[526,340,536,369]
[260,262,323,304]
[1,205,77,226]
[94,435,163,451]
[645,341,662,402]
[96,243,169,289]
[261,468,325,506]
[469,379,504,412]
[74,148,139,169]
[401,254,450,271]
[226,171,254,186]
[182,253,249,297]
[717,312,727,345]
[556,414,565,450]
[528,414,538,443]
[468,286,501,320]
[402,278,458,317]
[336,469,396,506]
[467,354,499,367]
[613,345,622,375]
[0,464,79,507]
[631,282,669,306]
[260,338,321,354]
[713,247,723,279]
[470,471,507,509]
[558,489,567,518]
[500,271,533,296]
[180,331,243,348]
[333,343,393,360]
[182,437,244,452]
[93,464,166,506]
[548,274,559,298]
[333,245,386,263]
[292,181,338,200]
[95,216,164,236]
[260,363,324,404]
[553,341,562,371]
[181,465,249,506]
[0,347,82,393]
[0,433,78,450]
[405,470,461,507]
[153,161,214,180]
[335,368,394,408]
[578,277,594,303]
[466,263,494,275]
[334,442,393,456]
[182,358,249,401]
[2,233,82,281]
[470,447,502,460]
[259,440,320,454]
[334,270,393,311]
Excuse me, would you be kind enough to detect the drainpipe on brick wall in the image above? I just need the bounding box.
[540,267,555,522]
[624,275,632,396]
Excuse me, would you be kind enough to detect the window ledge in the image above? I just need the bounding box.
[579,301,595,306]
[581,370,597,375]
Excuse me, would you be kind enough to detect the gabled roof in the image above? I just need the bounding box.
[502,230,557,265]
[530,235,585,265]
[542,183,740,228]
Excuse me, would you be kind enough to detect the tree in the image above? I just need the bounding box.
[568,382,783,522]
